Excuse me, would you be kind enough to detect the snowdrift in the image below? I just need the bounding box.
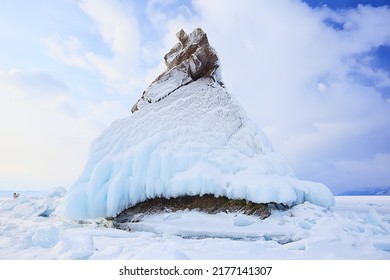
[62,28,334,220]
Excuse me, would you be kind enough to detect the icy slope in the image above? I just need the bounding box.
[62,28,334,220]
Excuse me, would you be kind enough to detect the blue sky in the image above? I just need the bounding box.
[0,0,389,194]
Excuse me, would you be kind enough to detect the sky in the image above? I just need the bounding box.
[0,0,389,194]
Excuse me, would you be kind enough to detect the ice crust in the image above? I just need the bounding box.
[2,192,388,260]
[62,77,334,219]
[61,28,334,220]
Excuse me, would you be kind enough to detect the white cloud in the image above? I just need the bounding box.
[85,99,129,130]
[44,35,90,69]
[79,0,140,56]
[44,0,146,96]
[0,70,85,188]
[317,83,327,92]
[79,0,163,95]
[0,69,128,189]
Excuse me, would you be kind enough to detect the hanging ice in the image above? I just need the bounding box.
[61,28,335,220]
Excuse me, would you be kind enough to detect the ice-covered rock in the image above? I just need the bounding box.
[131,28,222,113]
[61,28,334,220]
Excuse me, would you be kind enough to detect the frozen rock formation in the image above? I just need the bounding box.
[61,28,335,220]
[131,28,222,113]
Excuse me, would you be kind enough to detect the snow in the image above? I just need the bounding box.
[233,215,254,227]
[61,77,334,220]
[32,226,59,248]
[1,189,389,259]
[366,209,382,226]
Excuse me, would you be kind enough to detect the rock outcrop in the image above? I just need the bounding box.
[113,195,276,228]
[131,28,223,113]
[61,28,335,221]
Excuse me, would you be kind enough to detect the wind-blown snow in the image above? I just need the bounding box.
[0,190,389,259]
[61,76,334,219]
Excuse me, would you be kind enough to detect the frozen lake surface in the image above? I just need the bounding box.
[0,189,389,259]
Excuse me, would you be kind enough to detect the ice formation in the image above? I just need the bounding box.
[61,28,334,220]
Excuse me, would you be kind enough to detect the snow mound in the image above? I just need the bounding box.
[61,28,334,220]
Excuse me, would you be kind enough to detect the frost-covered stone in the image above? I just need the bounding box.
[61,28,335,220]
[131,28,222,113]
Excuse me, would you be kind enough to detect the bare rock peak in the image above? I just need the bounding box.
[131,28,222,113]
[176,29,189,46]
[163,28,216,76]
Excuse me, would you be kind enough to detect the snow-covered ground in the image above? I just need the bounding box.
[0,188,389,259]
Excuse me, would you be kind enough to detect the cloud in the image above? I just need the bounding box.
[44,0,146,96]
[3,69,70,97]
[79,0,140,56]
[43,0,199,97]
[78,0,142,94]
[44,35,90,69]
[0,70,81,188]
[0,69,128,189]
